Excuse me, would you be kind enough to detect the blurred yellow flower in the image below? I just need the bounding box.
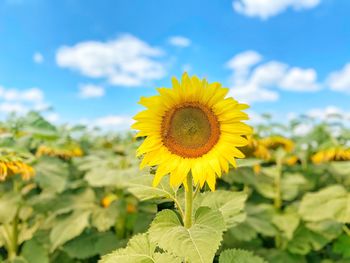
[101,194,118,208]
[259,136,294,153]
[0,160,35,181]
[132,73,252,191]
[241,136,271,160]
[36,144,83,159]
[311,147,350,164]
[253,164,262,175]
[284,155,299,166]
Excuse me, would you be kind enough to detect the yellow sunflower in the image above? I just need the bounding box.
[0,160,35,181]
[132,73,252,191]
[259,136,294,153]
[36,144,83,159]
[241,136,271,160]
[311,147,350,164]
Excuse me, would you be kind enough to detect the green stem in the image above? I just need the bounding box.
[11,213,19,259]
[7,182,20,260]
[184,173,193,228]
[274,160,282,210]
[274,159,283,249]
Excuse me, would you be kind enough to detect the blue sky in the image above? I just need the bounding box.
[0,0,350,129]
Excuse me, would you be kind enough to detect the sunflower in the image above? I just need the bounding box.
[284,155,299,166]
[101,194,118,208]
[311,147,350,164]
[0,160,35,181]
[241,136,271,160]
[36,144,83,159]
[259,136,294,153]
[132,73,252,191]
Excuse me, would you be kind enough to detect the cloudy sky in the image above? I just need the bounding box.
[0,0,350,129]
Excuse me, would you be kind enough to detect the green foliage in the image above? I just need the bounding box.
[21,239,49,263]
[333,234,350,259]
[100,234,181,263]
[198,190,247,228]
[1,112,350,262]
[63,230,120,259]
[149,207,226,263]
[299,185,350,223]
[219,249,267,263]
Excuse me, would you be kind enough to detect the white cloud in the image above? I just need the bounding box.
[56,34,166,87]
[0,87,44,102]
[226,50,262,72]
[233,0,321,19]
[0,103,27,114]
[45,113,60,123]
[327,63,350,93]
[293,123,313,136]
[33,52,44,64]
[0,86,48,115]
[280,67,320,91]
[307,106,350,120]
[79,84,105,99]
[226,51,320,103]
[168,36,191,48]
[229,83,279,103]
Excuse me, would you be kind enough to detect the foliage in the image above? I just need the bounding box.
[0,111,350,262]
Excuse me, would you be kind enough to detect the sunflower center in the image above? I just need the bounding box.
[161,102,220,158]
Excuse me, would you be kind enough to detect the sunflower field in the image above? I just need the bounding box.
[1,88,350,262]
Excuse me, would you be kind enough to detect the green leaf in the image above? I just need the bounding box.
[31,188,96,216]
[236,159,262,167]
[21,239,49,263]
[198,190,247,228]
[126,175,177,202]
[228,204,277,242]
[219,249,267,263]
[91,205,118,232]
[287,220,342,255]
[299,185,350,223]
[149,207,226,263]
[0,192,21,224]
[333,234,350,258]
[246,204,277,236]
[21,112,58,139]
[63,230,120,260]
[85,167,138,187]
[34,157,68,193]
[259,249,306,263]
[281,173,308,201]
[99,234,181,263]
[272,210,300,240]
[50,210,91,251]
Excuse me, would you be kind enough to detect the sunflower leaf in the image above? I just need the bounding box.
[99,233,181,263]
[198,190,247,228]
[299,185,350,223]
[126,175,177,202]
[219,249,268,263]
[149,207,226,263]
[50,210,91,252]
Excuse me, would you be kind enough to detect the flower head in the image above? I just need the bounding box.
[132,73,252,190]
[311,147,350,164]
[36,144,83,159]
[259,136,294,153]
[0,154,35,182]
